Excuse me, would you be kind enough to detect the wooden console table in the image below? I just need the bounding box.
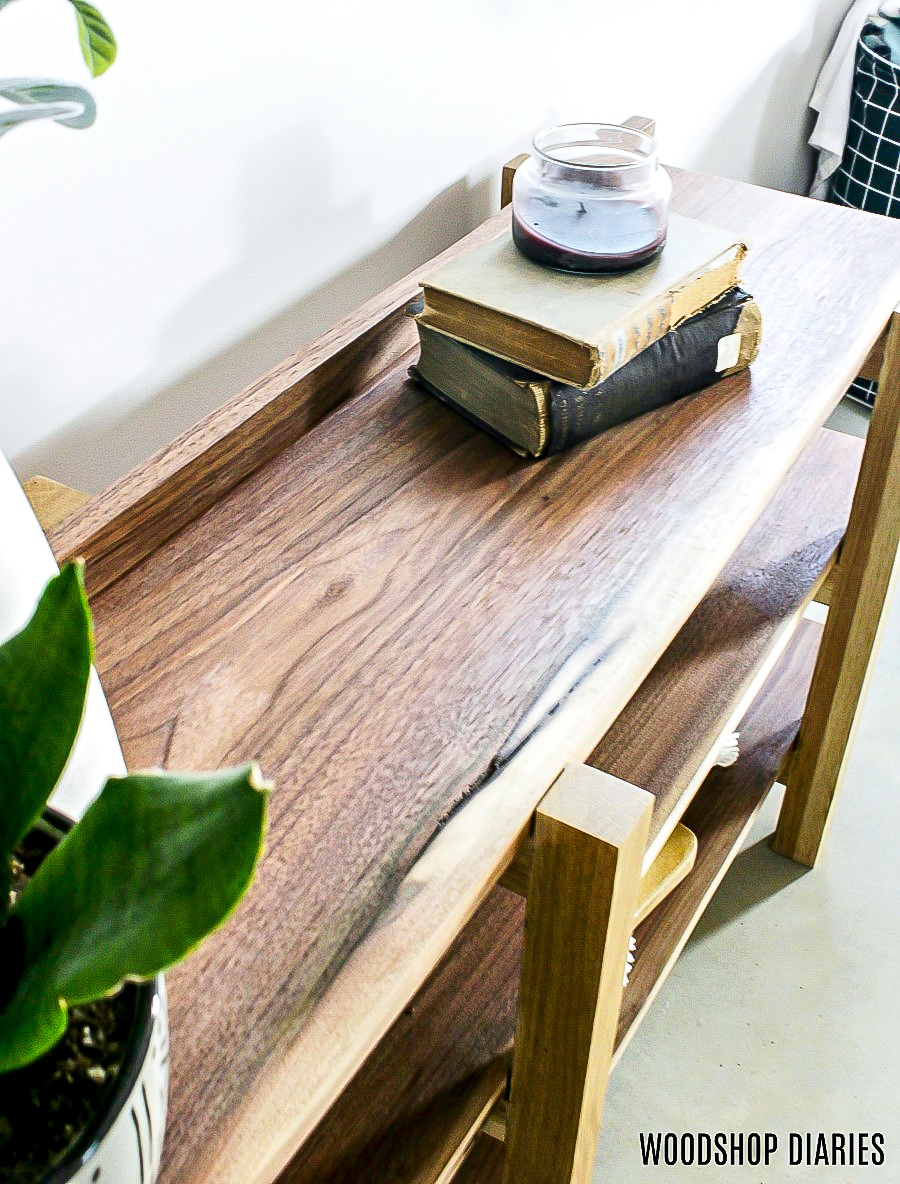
[37,164,900,1184]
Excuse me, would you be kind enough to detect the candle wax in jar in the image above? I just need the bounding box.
[512,193,666,273]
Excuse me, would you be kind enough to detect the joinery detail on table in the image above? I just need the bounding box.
[774,309,900,867]
[271,426,860,1184]
[502,767,651,1184]
[46,166,900,1184]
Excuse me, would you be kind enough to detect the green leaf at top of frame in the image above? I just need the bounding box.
[0,764,270,1071]
[0,563,92,924]
[70,0,116,78]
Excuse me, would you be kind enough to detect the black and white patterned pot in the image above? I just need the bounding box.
[28,812,171,1184]
[45,978,169,1184]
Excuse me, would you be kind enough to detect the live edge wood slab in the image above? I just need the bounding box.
[276,420,856,1184]
[48,170,900,1184]
[295,617,823,1184]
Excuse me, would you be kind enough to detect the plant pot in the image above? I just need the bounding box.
[49,977,168,1184]
[4,810,169,1184]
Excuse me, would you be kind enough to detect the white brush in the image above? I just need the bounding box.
[623,935,637,987]
[715,732,740,767]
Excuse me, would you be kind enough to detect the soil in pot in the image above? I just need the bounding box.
[0,822,142,1183]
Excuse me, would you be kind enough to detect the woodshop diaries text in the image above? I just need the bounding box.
[638,1130,885,1167]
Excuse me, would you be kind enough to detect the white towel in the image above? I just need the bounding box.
[809,0,878,198]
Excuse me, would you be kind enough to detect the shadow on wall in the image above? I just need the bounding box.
[15,121,502,493]
[15,0,849,493]
[692,0,848,194]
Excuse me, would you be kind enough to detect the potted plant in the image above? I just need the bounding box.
[0,0,116,138]
[0,561,269,1183]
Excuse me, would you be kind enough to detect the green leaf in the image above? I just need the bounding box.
[0,563,92,922]
[69,0,116,78]
[0,765,269,1070]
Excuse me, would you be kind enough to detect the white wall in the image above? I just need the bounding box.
[1,0,850,491]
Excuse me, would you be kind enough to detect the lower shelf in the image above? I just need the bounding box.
[275,884,521,1184]
[613,617,821,1062]
[587,429,858,870]
[454,1134,507,1184]
[276,615,823,1184]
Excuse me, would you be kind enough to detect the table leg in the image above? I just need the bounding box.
[773,309,900,867]
[502,765,652,1184]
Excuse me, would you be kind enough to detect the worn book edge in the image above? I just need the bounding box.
[418,244,746,389]
[418,217,748,388]
[409,366,534,458]
[725,301,763,373]
[411,289,761,459]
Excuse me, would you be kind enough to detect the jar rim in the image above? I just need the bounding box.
[532,122,657,171]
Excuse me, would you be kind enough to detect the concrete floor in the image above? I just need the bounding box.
[595,400,899,1182]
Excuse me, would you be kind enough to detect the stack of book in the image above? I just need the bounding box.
[409,213,759,458]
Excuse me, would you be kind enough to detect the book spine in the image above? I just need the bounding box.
[545,293,760,456]
[589,248,747,388]
[595,301,671,388]
[408,367,531,457]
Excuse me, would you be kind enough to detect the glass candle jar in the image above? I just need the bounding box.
[511,123,672,273]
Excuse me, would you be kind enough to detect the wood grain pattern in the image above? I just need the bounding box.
[859,324,887,381]
[814,568,836,607]
[494,838,533,897]
[497,426,860,893]
[319,620,824,1184]
[276,886,522,1184]
[74,172,900,1184]
[498,819,698,923]
[633,823,697,926]
[46,214,512,597]
[453,1134,507,1184]
[588,427,862,868]
[481,1100,509,1146]
[774,309,900,866]
[502,767,651,1184]
[614,619,823,1059]
[22,475,89,531]
[500,154,529,209]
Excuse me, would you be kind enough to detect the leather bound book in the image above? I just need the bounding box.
[410,288,761,459]
[416,215,748,389]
